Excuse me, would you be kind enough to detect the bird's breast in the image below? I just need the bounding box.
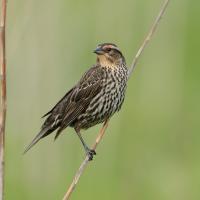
[88,66,128,117]
[76,65,128,129]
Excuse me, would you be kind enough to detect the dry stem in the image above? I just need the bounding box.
[0,0,7,199]
[128,0,170,78]
[62,120,109,200]
[62,0,170,199]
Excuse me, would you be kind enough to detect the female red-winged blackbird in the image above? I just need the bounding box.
[24,43,128,160]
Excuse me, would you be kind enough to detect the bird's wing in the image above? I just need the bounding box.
[54,65,104,139]
[24,87,75,154]
[42,87,75,118]
[24,65,104,153]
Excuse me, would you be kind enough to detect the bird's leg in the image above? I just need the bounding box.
[75,129,96,161]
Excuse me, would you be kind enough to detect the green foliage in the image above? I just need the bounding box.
[5,0,200,199]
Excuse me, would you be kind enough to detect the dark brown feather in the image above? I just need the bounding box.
[54,77,102,139]
[41,87,74,118]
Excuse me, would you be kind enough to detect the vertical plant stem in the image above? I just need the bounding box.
[0,0,7,199]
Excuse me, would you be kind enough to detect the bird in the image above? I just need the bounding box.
[24,43,128,160]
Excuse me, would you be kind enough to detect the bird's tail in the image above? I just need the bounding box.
[23,127,50,154]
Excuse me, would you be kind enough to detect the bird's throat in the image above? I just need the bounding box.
[97,55,117,69]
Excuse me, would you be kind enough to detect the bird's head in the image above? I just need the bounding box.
[94,43,125,66]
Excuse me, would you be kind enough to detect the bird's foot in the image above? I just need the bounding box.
[86,148,96,161]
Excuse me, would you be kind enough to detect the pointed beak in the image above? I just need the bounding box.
[93,47,104,55]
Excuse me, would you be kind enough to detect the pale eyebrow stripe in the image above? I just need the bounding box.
[103,45,120,51]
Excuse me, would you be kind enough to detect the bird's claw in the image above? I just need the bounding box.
[86,149,96,161]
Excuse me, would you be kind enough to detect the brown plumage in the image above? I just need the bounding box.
[24,43,128,160]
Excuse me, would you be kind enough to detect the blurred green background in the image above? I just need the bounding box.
[4,0,200,199]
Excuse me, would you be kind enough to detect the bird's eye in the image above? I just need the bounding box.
[106,48,111,52]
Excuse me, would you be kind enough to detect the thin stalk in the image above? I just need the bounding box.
[0,0,7,199]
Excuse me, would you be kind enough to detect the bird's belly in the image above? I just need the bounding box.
[76,81,127,129]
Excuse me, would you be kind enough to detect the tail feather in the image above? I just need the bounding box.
[23,128,49,154]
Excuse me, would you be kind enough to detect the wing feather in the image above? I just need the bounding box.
[25,65,104,152]
[42,87,74,118]
[54,77,102,139]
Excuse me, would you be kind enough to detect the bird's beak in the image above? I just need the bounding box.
[93,47,104,55]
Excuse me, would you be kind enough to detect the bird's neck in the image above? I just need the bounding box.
[96,56,125,69]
